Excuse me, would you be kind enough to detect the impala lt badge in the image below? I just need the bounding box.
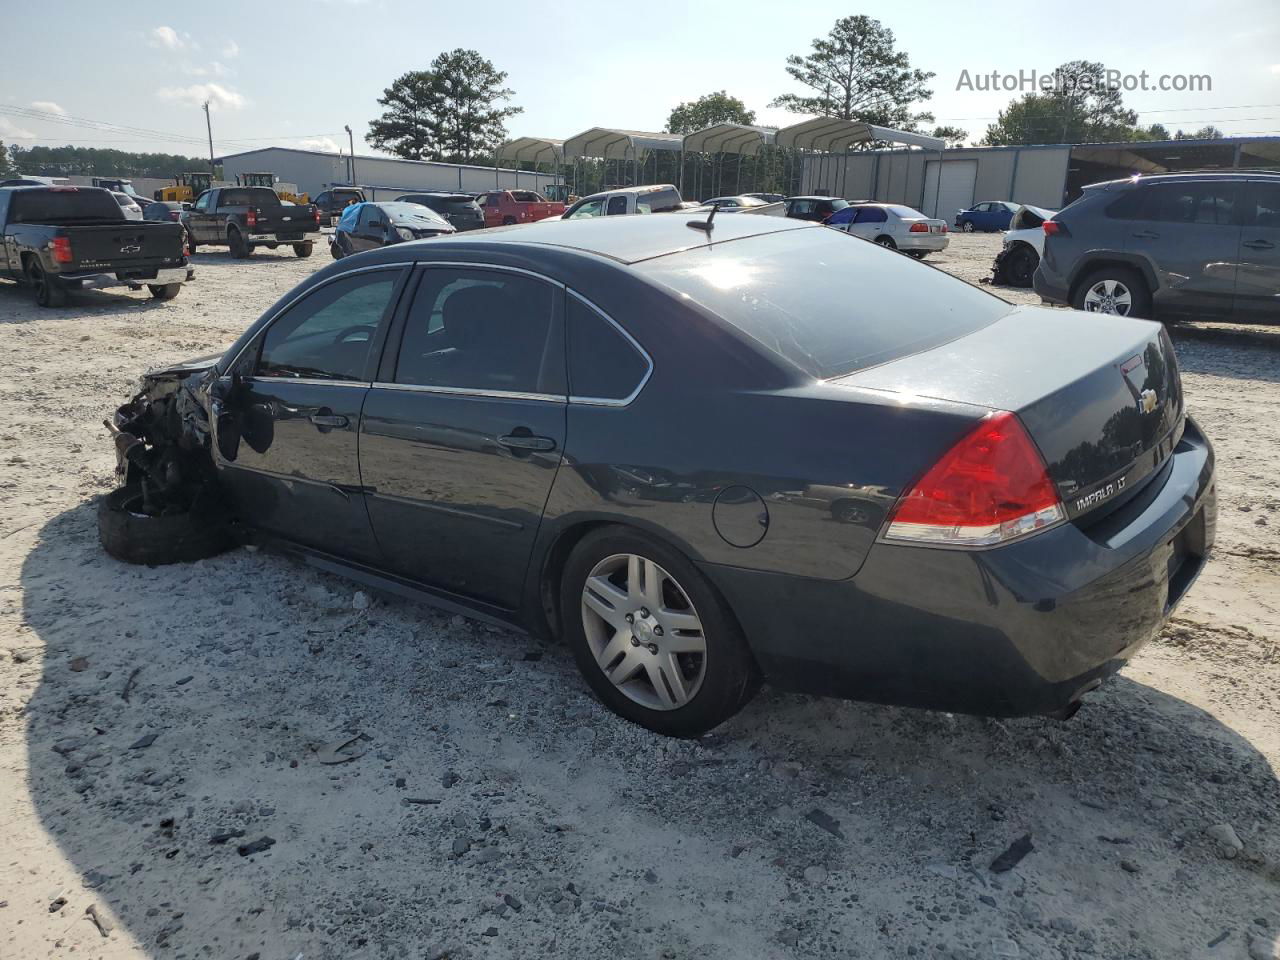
[1138,388,1158,414]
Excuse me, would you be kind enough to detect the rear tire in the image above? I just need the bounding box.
[26,260,67,307]
[1071,266,1152,319]
[502,216,517,226]
[185,230,198,255]
[98,485,233,566]
[228,228,251,259]
[908,250,927,259]
[874,235,897,250]
[293,241,314,258]
[147,283,181,300]
[330,237,344,259]
[559,526,759,737]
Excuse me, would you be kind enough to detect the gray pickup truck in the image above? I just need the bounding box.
[0,185,191,307]
[182,186,320,259]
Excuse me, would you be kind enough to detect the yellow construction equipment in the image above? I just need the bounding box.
[155,172,214,203]
[240,172,310,205]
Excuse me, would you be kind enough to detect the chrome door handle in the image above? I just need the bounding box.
[498,434,556,452]
[309,413,348,428]
[1242,239,1274,250]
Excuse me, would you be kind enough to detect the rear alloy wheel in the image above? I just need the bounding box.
[147,283,181,300]
[1072,267,1152,319]
[26,260,67,307]
[962,221,975,233]
[561,527,758,736]
[228,228,251,259]
[293,241,314,258]
[908,250,927,259]
[874,235,898,250]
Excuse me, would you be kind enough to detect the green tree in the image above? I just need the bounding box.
[5,144,212,177]
[665,91,756,135]
[982,61,1142,145]
[367,49,522,164]
[770,15,934,128]
[931,125,968,147]
[1175,125,1224,140]
[0,140,9,176]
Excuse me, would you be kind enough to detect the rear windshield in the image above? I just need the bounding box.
[887,205,925,218]
[220,187,281,207]
[636,188,682,213]
[638,227,1011,379]
[510,191,545,202]
[401,194,477,212]
[8,188,123,223]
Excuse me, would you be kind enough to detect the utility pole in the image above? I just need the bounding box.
[344,124,355,185]
[203,101,215,174]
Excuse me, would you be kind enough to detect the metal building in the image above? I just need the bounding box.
[215,146,560,199]
[803,135,1280,218]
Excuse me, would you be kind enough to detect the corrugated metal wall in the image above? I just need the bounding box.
[219,148,559,198]
[802,145,1071,215]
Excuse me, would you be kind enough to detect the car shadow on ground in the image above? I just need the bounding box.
[0,278,178,320]
[16,501,1280,959]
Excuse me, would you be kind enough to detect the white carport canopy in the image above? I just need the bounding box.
[562,128,684,159]
[682,123,777,156]
[497,136,565,166]
[775,118,945,152]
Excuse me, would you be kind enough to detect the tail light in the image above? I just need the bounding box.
[313,207,321,224]
[908,222,929,233]
[51,236,73,263]
[169,210,181,221]
[1043,220,1067,237]
[885,411,1064,547]
[941,223,948,233]
[246,208,257,228]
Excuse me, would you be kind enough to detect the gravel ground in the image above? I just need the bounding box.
[1,233,1277,960]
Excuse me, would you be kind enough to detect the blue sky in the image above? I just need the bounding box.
[2,0,1277,159]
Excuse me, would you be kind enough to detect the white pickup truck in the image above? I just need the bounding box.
[561,184,684,219]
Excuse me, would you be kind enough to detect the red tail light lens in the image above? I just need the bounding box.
[941,223,948,233]
[51,236,73,263]
[909,222,929,233]
[246,208,257,228]
[886,411,1064,547]
[313,207,321,224]
[1043,220,1067,237]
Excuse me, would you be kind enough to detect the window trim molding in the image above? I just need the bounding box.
[370,381,563,404]
[565,289,654,408]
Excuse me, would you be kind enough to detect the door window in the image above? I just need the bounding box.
[567,198,605,219]
[1140,182,1237,225]
[567,296,649,403]
[394,269,561,395]
[256,270,402,381]
[1242,182,1280,228]
[853,206,888,223]
[606,195,629,216]
[788,200,815,216]
[193,192,212,213]
[358,205,383,232]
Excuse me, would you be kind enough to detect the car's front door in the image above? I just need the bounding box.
[848,205,888,240]
[188,190,214,242]
[212,265,408,562]
[1126,180,1241,317]
[1234,180,1280,321]
[359,265,567,610]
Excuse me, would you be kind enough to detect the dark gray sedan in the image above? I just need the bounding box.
[101,213,1216,736]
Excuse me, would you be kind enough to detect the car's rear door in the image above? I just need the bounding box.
[1124,180,1240,317]
[211,265,409,562]
[1234,179,1280,321]
[359,264,567,609]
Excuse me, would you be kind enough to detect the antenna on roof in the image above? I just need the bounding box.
[687,200,721,233]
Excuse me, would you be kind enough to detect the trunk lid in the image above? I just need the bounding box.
[62,221,185,271]
[835,305,1184,521]
[251,204,318,235]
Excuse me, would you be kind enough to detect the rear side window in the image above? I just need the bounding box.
[636,188,681,213]
[1145,182,1236,225]
[220,188,280,207]
[8,188,122,223]
[638,227,1011,380]
[394,269,562,395]
[606,195,629,215]
[1242,182,1280,228]
[567,296,649,402]
[853,207,887,223]
[510,191,543,202]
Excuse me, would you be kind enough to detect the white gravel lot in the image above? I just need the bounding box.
[1,233,1277,960]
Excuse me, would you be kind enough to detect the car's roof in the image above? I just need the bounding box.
[394,208,819,265]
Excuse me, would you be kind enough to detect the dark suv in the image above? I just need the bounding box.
[1034,172,1280,322]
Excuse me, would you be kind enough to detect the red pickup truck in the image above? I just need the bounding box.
[476,190,565,228]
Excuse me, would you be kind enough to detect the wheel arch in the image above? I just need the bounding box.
[1066,253,1157,304]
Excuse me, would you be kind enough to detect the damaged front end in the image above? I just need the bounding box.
[106,355,224,516]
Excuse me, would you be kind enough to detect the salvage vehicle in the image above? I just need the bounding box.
[99,212,1216,737]
[182,186,321,259]
[329,201,454,258]
[782,195,849,223]
[989,205,1055,288]
[561,184,684,219]
[1035,171,1280,321]
[312,187,366,224]
[701,195,772,211]
[143,200,189,223]
[111,191,144,220]
[826,202,949,258]
[0,184,191,306]
[476,189,566,227]
[395,192,485,232]
[955,200,1018,233]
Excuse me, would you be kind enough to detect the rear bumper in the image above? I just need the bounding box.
[248,233,316,243]
[701,417,1216,717]
[1032,265,1069,304]
[64,265,193,290]
[899,233,949,252]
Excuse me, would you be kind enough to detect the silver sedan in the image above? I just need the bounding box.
[831,203,949,258]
